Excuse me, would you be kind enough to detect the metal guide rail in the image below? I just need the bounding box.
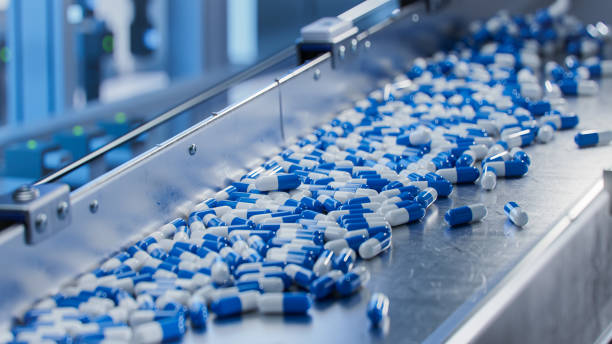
[2,0,612,343]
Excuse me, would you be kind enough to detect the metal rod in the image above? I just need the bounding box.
[34,47,296,186]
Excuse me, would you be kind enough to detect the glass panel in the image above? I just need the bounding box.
[0,0,362,192]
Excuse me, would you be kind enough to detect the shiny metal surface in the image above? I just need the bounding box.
[180,84,612,344]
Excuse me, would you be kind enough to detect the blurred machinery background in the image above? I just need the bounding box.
[0,0,362,190]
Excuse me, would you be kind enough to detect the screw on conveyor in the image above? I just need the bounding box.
[351,38,358,52]
[35,214,47,233]
[57,201,69,219]
[189,144,198,156]
[339,45,346,60]
[89,200,99,214]
[12,184,39,203]
[314,69,321,81]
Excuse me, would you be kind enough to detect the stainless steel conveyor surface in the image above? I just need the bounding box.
[179,81,612,343]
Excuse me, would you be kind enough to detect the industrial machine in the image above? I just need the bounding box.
[0,0,612,343]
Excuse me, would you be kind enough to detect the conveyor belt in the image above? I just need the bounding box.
[177,80,612,343]
[3,2,612,343]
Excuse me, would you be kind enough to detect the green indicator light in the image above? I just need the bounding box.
[26,139,37,150]
[114,112,127,124]
[72,125,84,136]
[0,47,10,63]
[102,35,113,53]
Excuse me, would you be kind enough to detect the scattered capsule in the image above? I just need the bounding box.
[445,204,487,227]
[359,231,391,259]
[480,165,497,191]
[504,202,529,227]
[210,290,260,317]
[367,293,390,326]
[336,266,371,296]
[574,130,612,148]
[332,248,356,273]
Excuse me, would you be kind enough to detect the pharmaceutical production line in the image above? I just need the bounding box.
[1,0,612,343]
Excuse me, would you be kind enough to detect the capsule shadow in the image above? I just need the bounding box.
[444,224,473,238]
[282,314,313,324]
[212,314,244,326]
[337,291,364,308]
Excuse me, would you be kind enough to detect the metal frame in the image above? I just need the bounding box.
[2,1,612,343]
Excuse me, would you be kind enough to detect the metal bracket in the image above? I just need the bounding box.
[0,183,71,245]
[297,17,360,67]
[604,167,612,213]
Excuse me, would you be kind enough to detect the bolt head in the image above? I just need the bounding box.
[35,213,47,233]
[189,144,197,155]
[57,201,69,219]
[89,200,99,214]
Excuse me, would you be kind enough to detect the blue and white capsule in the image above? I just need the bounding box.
[435,167,480,184]
[483,160,528,177]
[383,204,426,226]
[255,173,301,191]
[132,316,185,343]
[210,290,260,317]
[257,292,311,314]
[445,204,487,227]
[574,130,612,148]
[504,202,529,227]
[332,248,356,273]
[358,231,391,259]
[480,165,497,191]
[367,293,390,326]
[336,266,370,296]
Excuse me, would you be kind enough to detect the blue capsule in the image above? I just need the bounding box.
[445,204,487,227]
[336,266,370,296]
[332,248,356,273]
[504,201,529,227]
[367,293,390,326]
[309,270,344,299]
[574,130,612,148]
[210,290,260,317]
[255,173,301,191]
[258,292,312,314]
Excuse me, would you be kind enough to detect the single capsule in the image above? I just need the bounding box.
[504,202,528,227]
[415,187,437,208]
[255,173,301,191]
[445,204,487,227]
[312,250,335,276]
[585,59,612,78]
[559,79,598,96]
[510,147,531,166]
[537,123,555,143]
[336,266,371,296]
[332,248,356,273]
[358,231,391,259]
[309,270,344,299]
[482,161,528,177]
[574,130,612,148]
[480,165,497,191]
[324,236,368,254]
[396,129,431,146]
[367,293,390,326]
[257,292,311,314]
[435,167,480,184]
[133,316,185,344]
[284,264,316,289]
[210,290,260,317]
[384,204,426,226]
[189,295,208,329]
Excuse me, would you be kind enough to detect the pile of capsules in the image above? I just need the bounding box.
[5,2,610,344]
